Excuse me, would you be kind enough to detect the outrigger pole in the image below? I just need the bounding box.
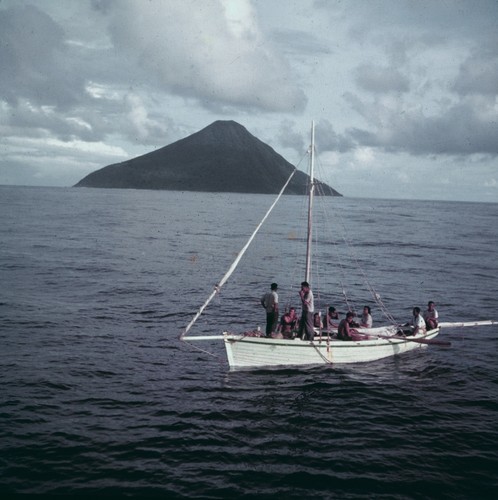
[439,320,497,328]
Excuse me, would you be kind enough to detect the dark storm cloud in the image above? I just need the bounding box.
[317,0,498,159]
[277,120,306,154]
[316,120,355,154]
[0,5,86,108]
[348,100,498,156]
[0,3,176,146]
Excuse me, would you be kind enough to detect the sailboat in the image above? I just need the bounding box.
[180,122,496,370]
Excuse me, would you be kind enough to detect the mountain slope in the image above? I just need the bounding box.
[74,120,342,196]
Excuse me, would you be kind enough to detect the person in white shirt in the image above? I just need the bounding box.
[261,283,279,337]
[411,307,426,335]
[360,306,373,328]
[424,301,439,330]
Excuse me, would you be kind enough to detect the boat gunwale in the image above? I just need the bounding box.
[222,328,440,348]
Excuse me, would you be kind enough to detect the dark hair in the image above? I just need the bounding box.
[413,307,421,314]
[328,306,336,312]
[301,281,310,287]
[271,283,278,290]
[346,312,355,318]
[364,305,371,314]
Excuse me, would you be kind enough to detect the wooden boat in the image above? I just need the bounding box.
[180,123,495,370]
[187,326,442,369]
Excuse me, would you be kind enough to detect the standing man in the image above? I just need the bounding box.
[298,281,315,341]
[261,283,279,337]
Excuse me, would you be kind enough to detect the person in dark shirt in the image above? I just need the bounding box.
[337,312,357,340]
[279,307,297,338]
[323,306,340,331]
[298,281,315,341]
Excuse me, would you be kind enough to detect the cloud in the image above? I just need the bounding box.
[123,93,171,144]
[452,47,498,96]
[346,96,498,157]
[276,119,355,158]
[0,135,129,186]
[322,0,498,41]
[339,9,498,159]
[316,120,355,154]
[1,0,496,201]
[277,120,306,155]
[2,98,99,142]
[0,5,86,107]
[354,147,375,164]
[354,64,410,94]
[105,0,307,112]
[271,29,333,56]
[0,0,306,152]
[0,4,118,146]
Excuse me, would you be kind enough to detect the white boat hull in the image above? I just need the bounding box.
[223,328,440,369]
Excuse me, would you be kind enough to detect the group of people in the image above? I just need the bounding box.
[261,282,439,341]
[408,301,439,335]
[260,281,315,339]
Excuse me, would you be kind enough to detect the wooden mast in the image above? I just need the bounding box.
[305,121,315,283]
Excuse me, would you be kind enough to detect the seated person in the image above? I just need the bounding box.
[411,307,427,336]
[360,305,373,328]
[337,312,357,341]
[350,313,360,328]
[323,306,340,330]
[313,312,323,329]
[423,301,439,330]
[278,307,297,338]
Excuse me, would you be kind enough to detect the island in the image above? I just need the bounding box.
[74,120,342,196]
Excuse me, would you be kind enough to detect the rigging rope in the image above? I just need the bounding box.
[328,195,398,325]
[313,158,356,313]
[313,150,398,325]
[180,168,298,340]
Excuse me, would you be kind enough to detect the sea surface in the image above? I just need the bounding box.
[1,185,497,498]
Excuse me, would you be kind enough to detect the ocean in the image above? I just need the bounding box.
[1,185,497,498]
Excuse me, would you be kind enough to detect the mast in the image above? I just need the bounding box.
[305,121,315,283]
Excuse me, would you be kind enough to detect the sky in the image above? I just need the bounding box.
[1,0,497,202]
